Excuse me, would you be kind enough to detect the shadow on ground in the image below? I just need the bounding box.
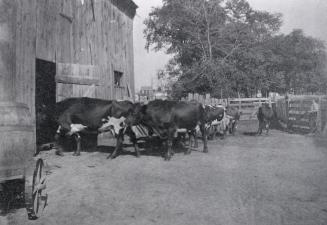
[97,137,197,159]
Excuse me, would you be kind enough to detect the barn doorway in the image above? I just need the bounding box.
[35,58,56,146]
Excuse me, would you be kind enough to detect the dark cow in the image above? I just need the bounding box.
[225,106,241,135]
[39,97,139,157]
[129,100,208,160]
[257,103,274,135]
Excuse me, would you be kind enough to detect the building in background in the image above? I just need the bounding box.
[138,86,155,102]
[137,86,169,102]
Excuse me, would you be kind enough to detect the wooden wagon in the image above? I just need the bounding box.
[0,103,48,220]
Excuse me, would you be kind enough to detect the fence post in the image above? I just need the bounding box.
[188,93,193,101]
[194,93,199,102]
[317,96,322,133]
[198,95,203,104]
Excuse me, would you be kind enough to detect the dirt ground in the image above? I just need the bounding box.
[3,123,327,225]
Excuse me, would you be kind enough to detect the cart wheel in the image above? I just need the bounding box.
[30,158,47,219]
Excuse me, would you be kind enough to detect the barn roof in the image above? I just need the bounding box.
[110,0,138,19]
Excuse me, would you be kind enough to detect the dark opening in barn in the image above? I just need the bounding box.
[35,58,56,146]
[114,71,123,87]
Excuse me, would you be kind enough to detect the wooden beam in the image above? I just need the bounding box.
[56,76,100,86]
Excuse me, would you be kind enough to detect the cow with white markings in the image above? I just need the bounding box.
[39,97,140,157]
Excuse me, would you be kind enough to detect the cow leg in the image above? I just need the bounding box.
[175,132,186,148]
[54,133,64,156]
[222,129,227,139]
[266,121,270,135]
[108,136,122,159]
[185,130,194,155]
[181,133,186,143]
[125,126,140,158]
[108,130,124,159]
[165,139,172,161]
[165,128,175,161]
[188,131,193,148]
[220,126,226,140]
[257,121,263,135]
[208,126,214,140]
[134,142,141,158]
[177,133,187,154]
[194,131,199,148]
[231,121,237,135]
[213,126,218,139]
[228,122,233,134]
[200,123,208,153]
[191,131,196,147]
[131,133,141,158]
[73,133,81,156]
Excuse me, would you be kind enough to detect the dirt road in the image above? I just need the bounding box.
[5,128,327,225]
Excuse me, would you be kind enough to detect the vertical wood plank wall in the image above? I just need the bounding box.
[15,0,37,126]
[35,0,135,101]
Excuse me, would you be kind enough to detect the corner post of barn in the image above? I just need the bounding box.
[0,0,36,179]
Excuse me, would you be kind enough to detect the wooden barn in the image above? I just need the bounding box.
[0,0,137,160]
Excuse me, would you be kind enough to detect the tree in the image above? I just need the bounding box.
[144,0,326,98]
[145,0,227,64]
[268,30,326,94]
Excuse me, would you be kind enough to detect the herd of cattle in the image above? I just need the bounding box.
[37,97,274,160]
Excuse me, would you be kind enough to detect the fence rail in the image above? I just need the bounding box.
[228,98,271,120]
[183,93,271,121]
[183,93,327,134]
[275,95,327,134]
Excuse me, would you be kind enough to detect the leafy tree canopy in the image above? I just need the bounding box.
[144,0,326,98]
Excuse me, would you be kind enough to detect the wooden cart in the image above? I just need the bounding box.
[0,103,48,220]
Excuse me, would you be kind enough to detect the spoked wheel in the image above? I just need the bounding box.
[28,158,47,219]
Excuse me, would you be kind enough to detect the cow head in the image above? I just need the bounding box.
[226,106,241,121]
[205,105,225,123]
[124,103,146,126]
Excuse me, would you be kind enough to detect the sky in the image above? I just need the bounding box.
[132,0,327,91]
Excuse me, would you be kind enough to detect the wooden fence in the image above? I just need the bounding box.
[321,98,327,134]
[228,98,271,120]
[183,93,327,134]
[183,93,271,121]
[275,95,327,134]
[181,93,228,106]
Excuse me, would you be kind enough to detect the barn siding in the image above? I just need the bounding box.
[15,0,37,122]
[34,0,135,101]
[36,0,58,62]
